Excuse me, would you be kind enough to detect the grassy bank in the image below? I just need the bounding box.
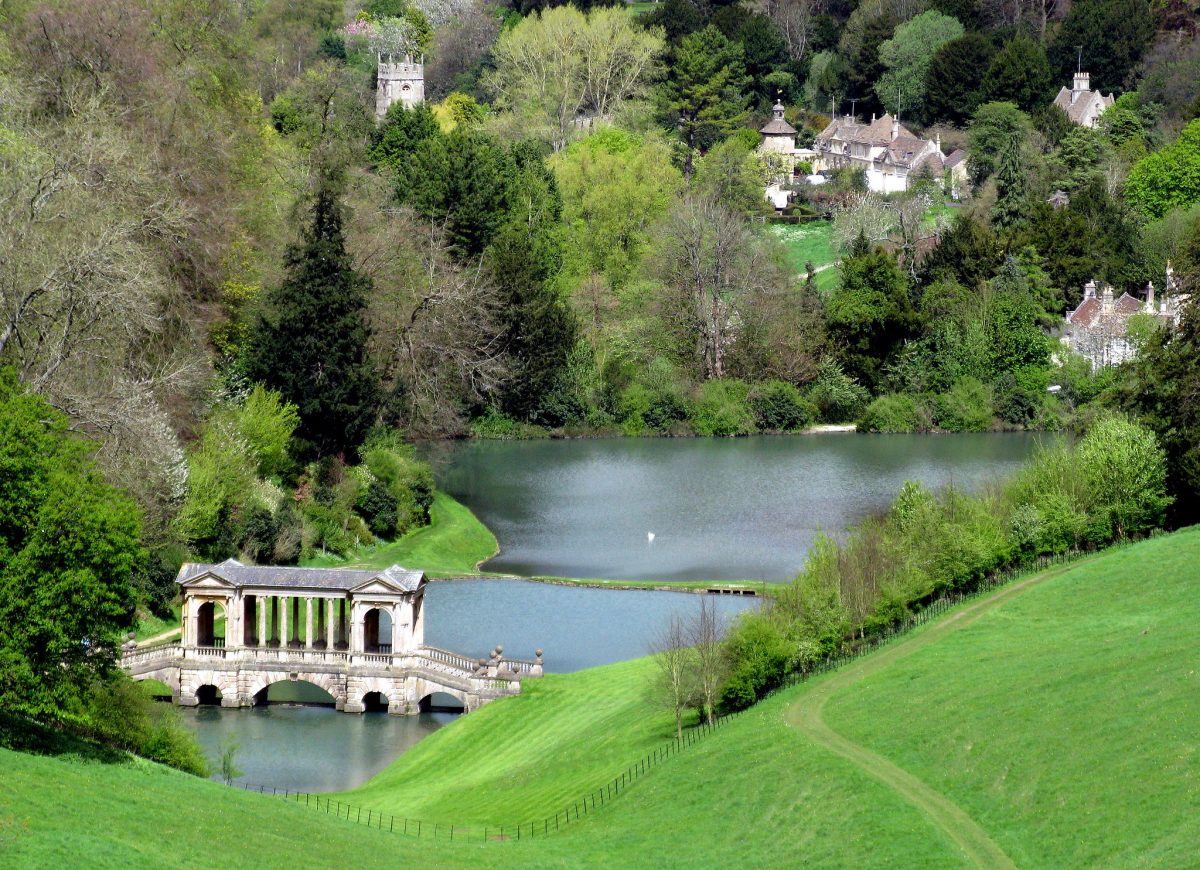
[769,220,839,291]
[304,490,499,574]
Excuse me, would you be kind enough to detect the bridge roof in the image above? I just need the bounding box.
[176,560,424,593]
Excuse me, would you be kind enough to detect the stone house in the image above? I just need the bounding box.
[1061,270,1185,368]
[757,99,818,207]
[1051,72,1115,128]
[812,113,948,194]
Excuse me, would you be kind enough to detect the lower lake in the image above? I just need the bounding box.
[182,579,759,791]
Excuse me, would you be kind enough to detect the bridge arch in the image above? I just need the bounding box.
[417,689,467,713]
[245,673,345,708]
[131,667,180,697]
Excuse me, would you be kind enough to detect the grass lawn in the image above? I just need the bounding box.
[769,220,840,291]
[303,490,498,575]
[625,0,658,15]
[15,529,1198,867]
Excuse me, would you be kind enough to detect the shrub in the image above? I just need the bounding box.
[806,360,870,423]
[690,379,756,436]
[142,706,210,777]
[858,394,925,433]
[936,377,993,431]
[748,380,816,431]
[1076,414,1172,541]
[718,612,794,711]
[357,477,399,537]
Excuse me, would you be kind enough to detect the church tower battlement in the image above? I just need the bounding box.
[376,54,424,120]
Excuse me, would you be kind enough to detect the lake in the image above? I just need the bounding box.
[427,432,1044,582]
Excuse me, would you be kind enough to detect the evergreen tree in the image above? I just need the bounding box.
[370,102,440,174]
[967,101,1030,187]
[402,130,517,256]
[245,186,381,457]
[1049,0,1156,92]
[658,25,751,178]
[924,33,996,126]
[991,129,1029,228]
[486,149,579,424]
[979,36,1053,114]
[825,245,916,390]
[846,14,899,119]
[920,215,1002,290]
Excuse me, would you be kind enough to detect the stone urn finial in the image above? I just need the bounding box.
[535,648,544,660]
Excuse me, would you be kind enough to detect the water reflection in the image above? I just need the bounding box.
[182,704,457,793]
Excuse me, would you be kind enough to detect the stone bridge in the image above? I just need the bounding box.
[121,559,542,714]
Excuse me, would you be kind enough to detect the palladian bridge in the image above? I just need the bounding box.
[121,559,543,714]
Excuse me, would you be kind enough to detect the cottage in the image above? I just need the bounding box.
[1061,269,1185,369]
[812,113,948,194]
[1051,72,1114,128]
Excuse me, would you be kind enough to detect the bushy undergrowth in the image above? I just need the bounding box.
[718,413,1172,711]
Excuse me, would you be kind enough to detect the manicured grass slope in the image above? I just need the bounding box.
[769,220,840,291]
[823,528,1200,868]
[304,490,498,574]
[9,531,1197,867]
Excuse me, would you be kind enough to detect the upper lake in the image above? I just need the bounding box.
[428,433,1046,582]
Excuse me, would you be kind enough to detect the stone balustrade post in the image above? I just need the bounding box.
[280,595,289,649]
[305,597,314,649]
[327,599,336,649]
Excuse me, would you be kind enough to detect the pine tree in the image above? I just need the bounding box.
[245,186,381,457]
[924,33,996,126]
[991,129,1029,228]
[657,26,751,179]
[979,36,1053,114]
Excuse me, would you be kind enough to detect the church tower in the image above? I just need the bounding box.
[375,54,424,120]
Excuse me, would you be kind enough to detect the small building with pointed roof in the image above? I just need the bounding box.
[1052,72,1114,128]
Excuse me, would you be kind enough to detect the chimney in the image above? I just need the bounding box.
[935,131,942,154]
[1073,72,1090,94]
[1084,279,1097,299]
[1145,281,1155,313]
[891,115,899,141]
[1101,284,1114,314]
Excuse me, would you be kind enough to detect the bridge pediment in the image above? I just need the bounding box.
[350,577,411,596]
[179,572,237,591]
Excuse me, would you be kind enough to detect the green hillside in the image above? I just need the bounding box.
[5,530,1199,867]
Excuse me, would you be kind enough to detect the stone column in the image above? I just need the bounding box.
[327,599,336,650]
[180,597,190,647]
[257,595,267,647]
[350,602,362,653]
[305,597,314,649]
[390,604,399,652]
[228,593,241,647]
[279,595,288,649]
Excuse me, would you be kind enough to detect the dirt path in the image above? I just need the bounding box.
[785,562,1085,869]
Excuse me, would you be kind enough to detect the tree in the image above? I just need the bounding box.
[920,214,1002,290]
[755,0,827,63]
[1049,0,1156,92]
[657,195,777,380]
[648,612,698,740]
[873,11,964,120]
[370,102,441,172]
[1076,414,1172,540]
[825,243,916,390]
[1126,119,1200,219]
[485,6,663,151]
[845,12,899,119]
[658,26,751,179]
[688,598,727,725]
[0,373,142,721]
[1115,298,1200,524]
[923,33,995,126]
[245,186,381,457]
[991,123,1030,228]
[966,101,1030,187]
[402,130,517,256]
[979,35,1052,114]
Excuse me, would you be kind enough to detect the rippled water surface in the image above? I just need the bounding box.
[429,433,1044,581]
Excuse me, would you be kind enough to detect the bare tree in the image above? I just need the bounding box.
[656,195,780,380]
[755,0,826,63]
[648,613,698,740]
[349,200,508,435]
[688,598,727,725]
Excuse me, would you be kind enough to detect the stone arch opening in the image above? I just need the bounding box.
[363,607,393,653]
[196,601,226,647]
[195,684,222,705]
[362,691,389,712]
[418,691,465,713]
[251,678,337,707]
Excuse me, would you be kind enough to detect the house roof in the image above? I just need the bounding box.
[760,117,797,136]
[944,149,967,169]
[176,559,425,593]
[1066,292,1144,328]
[816,113,921,149]
[1052,87,1115,124]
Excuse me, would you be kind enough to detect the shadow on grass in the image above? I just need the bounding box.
[0,712,128,765]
